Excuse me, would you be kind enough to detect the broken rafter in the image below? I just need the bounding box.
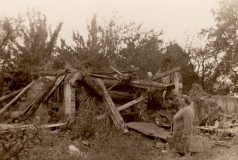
[0,88,23,102]
[18,75,66,119]
[0,80,36,115]
[108,91,134,100]
[127,80,173,91]
[83,76,129,133]
[117,96,145,112]
[103,79,171,91]
[151,67,180,81]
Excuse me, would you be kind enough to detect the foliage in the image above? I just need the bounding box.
[0,9,62,95]
[164,42,199,93]
[57,14,165,77]
[200,0,238,93]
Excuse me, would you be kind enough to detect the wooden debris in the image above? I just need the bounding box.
[127,80,173,91]
[151,67,180,81]
[18,75,66,119]
[117,96,145,112]
[108,91,134,100]
[37,70,65,76]
[0,80,35,115]
[84,76,129,133]
[0,89,23,102]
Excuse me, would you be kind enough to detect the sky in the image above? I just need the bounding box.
[0,0,219,46]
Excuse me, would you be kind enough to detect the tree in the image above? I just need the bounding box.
[0,9,62,94]
[57,14,165,76]
[163,42,199,93]
[201,0,238,93]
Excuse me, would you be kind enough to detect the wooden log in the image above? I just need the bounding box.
[0,80,35,115]
[84,76,129,133]
[0,89,23,102]
[199,107,222,126]
[151,67,180,81]
[117,96,145,112]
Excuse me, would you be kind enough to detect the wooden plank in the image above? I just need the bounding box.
[127,80,172,90]
[108,91,134,100]
[117,96,145,112]
[103,79,171,91]
[199,107,222,126]
[151,67,180,81]
[37,70,65,76]
[0,80,35,115]
[0,88,23,102]
[84,77,129,133]
[126,122,169,140]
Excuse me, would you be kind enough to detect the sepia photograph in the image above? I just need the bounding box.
[0,0,238,159]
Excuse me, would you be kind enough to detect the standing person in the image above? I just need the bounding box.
[167,95,194,157]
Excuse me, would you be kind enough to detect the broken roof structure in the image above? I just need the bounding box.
[0,66,182,140]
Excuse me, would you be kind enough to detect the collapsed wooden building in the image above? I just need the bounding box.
[0,67,182,139]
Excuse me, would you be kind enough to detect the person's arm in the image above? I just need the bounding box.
[183,109,193,136]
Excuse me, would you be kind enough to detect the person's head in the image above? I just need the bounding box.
[180,95,191,106]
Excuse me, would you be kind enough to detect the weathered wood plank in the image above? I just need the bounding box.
[151,67,180,81]
[103,79,171,91]
[127,80,172,90]
[84,76,129,133]
[0,89,23,102]
[0,80,35,115]
[117,96,145,112]
[108,91,134,100]
[37,70,65,76]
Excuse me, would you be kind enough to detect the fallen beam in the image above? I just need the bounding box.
[127,80,171,90]
[117,96,145,112]
[151,67,180,81]
[0,80,35,115]
[84,76,129,133]
[0,88,23,102]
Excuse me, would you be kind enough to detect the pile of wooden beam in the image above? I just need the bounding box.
[0,67,182,137]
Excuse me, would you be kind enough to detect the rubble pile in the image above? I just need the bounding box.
[0,126,39,159]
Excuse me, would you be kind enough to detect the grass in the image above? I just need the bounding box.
[3,89,238,160]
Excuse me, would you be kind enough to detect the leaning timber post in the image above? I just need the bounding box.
[83,76,129,133]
